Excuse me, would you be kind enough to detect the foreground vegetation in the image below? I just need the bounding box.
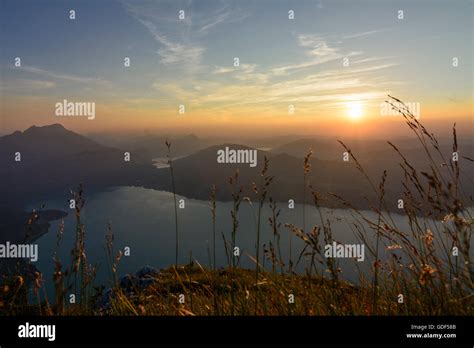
[0,96,472,316]
[2,261,472,316]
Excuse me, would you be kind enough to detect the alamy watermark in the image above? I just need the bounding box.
[18,322,55,341]
[55,99,95,120]
[324,242,365,262]
[217,146,257,168]
[0,242,38,262]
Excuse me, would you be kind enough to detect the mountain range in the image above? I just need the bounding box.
[1,124,473,242]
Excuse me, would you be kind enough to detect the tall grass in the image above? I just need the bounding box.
[210,185,217,271]
[251,156,273,313]
[166,140,179,267]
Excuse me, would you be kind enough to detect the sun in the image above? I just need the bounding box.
[346,101,363,121]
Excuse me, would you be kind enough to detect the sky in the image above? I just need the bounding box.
[0,0,472,138]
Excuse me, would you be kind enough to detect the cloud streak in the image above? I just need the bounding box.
[15,65,111,86]
[122,1,206,70]
[0,78,56,92]
[270,34,362,76]
[198,4,248,33]
[136,18,205,66]
[343,29,385,39]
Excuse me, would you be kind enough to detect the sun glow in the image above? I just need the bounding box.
[346,101,363,121]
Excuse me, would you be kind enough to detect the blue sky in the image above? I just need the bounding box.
[0,0,472,136]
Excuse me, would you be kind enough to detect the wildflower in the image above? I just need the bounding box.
[442,213,455,223]
[373,260,382,269]
[138,304,146,315]
[33,272,44,295]
[112,250,123,273]
[423,229,434,246]
[303,150,313,174]
[419,264,437,285]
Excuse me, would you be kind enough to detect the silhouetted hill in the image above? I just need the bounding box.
[0,124,159,209]
[153,140,474,212]
[0,124,105,168]
[152,144,379,210]
[272,136,474,164]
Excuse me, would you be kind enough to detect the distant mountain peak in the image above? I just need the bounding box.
[25,123,66,133]
[0,123,112,163]
[181,134,199,140]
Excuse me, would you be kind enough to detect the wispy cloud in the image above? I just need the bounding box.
[17,65,110,86]
[122,2,206,70]
[343,29,385,39]
[299,34,338,57]
[0,78,56,92]
[18,79,56,89]
[350,56,396,64]
[213,66,235,74]
[158,62,394,112]
[122,1,249,70]
[198,3,248,33]
[271,34,359,75]
[152,81,202,101]
[137,18,205,66]
[199,11,231,33]
[213,63,260,79]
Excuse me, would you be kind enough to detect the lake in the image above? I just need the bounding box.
[28,186,455,298]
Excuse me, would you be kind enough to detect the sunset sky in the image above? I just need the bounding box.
[1,0,472,137]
